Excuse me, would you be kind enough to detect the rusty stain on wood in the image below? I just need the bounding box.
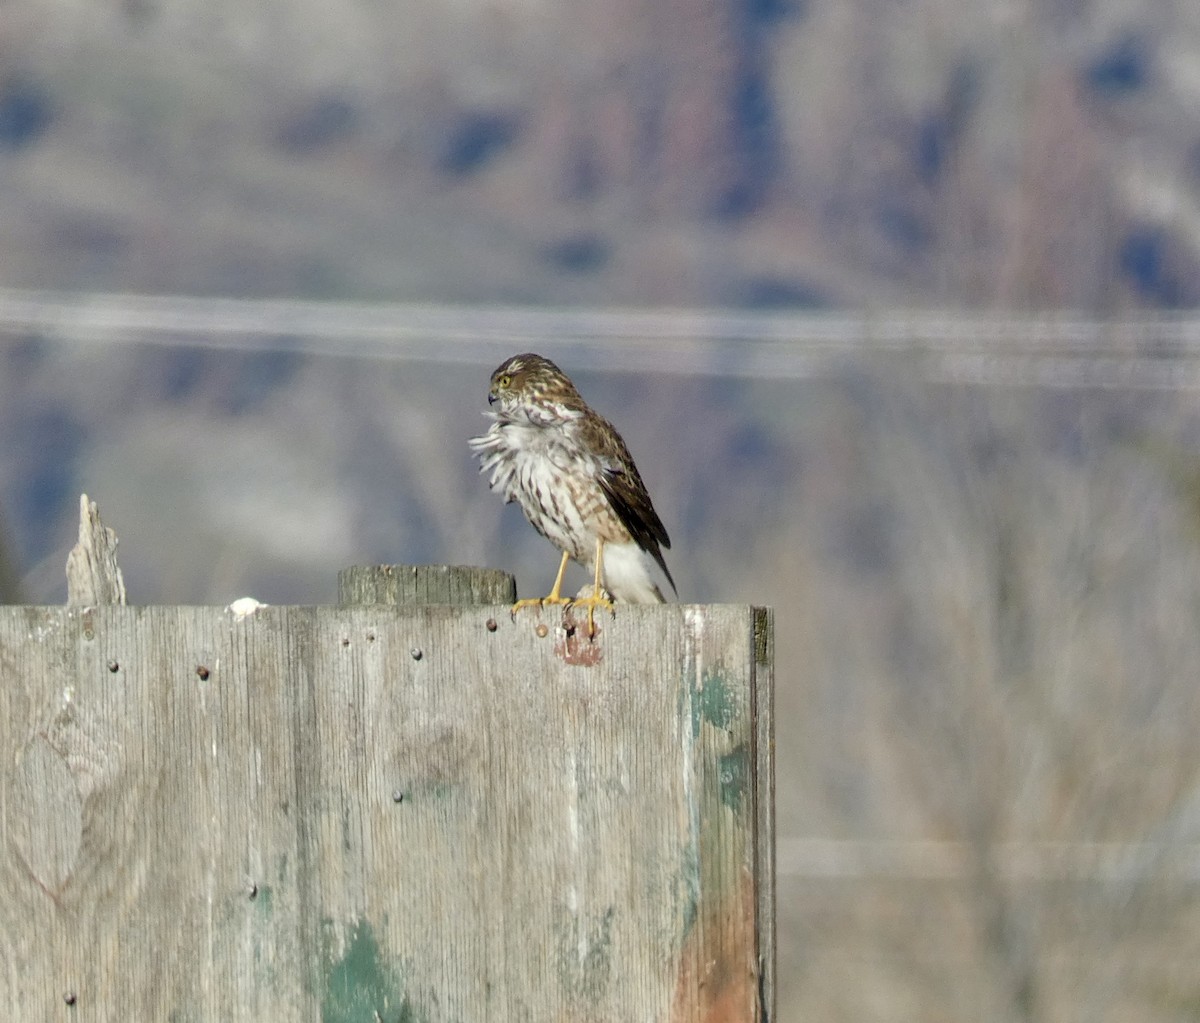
[670,870,760,1023]
[554,616,604,666]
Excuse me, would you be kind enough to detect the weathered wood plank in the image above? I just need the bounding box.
[0,604,770,1022]
[337,564,516,606]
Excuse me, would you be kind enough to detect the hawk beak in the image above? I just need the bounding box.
[487,392,497,405]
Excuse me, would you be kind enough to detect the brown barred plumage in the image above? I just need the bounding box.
[469,354,674,626]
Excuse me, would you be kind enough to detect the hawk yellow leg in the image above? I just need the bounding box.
[567,537,616,637]
[511,550,574,617]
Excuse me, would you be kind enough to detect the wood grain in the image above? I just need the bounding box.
[337,564,516,606]
[0,603,771,1021]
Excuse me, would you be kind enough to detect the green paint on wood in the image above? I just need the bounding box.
[404,779,455,802]
[252,883,274,915]
[249,884,275,972]
[675,663,750,937]
[322,918,421,1023]
[691,667,740,737]
[717,745,750,812]
[674,855,700,935]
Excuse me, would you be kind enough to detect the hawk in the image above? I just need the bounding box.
[469,353,675,633]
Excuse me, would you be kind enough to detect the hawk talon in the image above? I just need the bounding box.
[510,596,573,612]
[509,549,577,625]
[510,591,573,625]
[565,592,616,639]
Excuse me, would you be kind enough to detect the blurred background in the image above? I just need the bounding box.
[3,0,1200,1018]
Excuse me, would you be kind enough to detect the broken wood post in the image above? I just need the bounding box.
[0,503,774,1022]
[65,492,126,606]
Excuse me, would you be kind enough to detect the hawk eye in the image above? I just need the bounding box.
[497,373,512,388]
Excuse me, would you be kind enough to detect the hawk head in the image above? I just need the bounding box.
[486,353,583,419]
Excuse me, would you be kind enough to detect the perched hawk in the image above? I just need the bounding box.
[469,353,675,632]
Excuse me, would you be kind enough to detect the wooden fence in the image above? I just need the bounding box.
[0,503,774,1022]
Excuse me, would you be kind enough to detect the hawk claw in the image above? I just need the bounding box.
[565,593,616,639]
[510,594,573,623]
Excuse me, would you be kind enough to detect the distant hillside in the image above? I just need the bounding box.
[0,0,1197,309]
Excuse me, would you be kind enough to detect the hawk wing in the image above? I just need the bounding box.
[594,430,677,595]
